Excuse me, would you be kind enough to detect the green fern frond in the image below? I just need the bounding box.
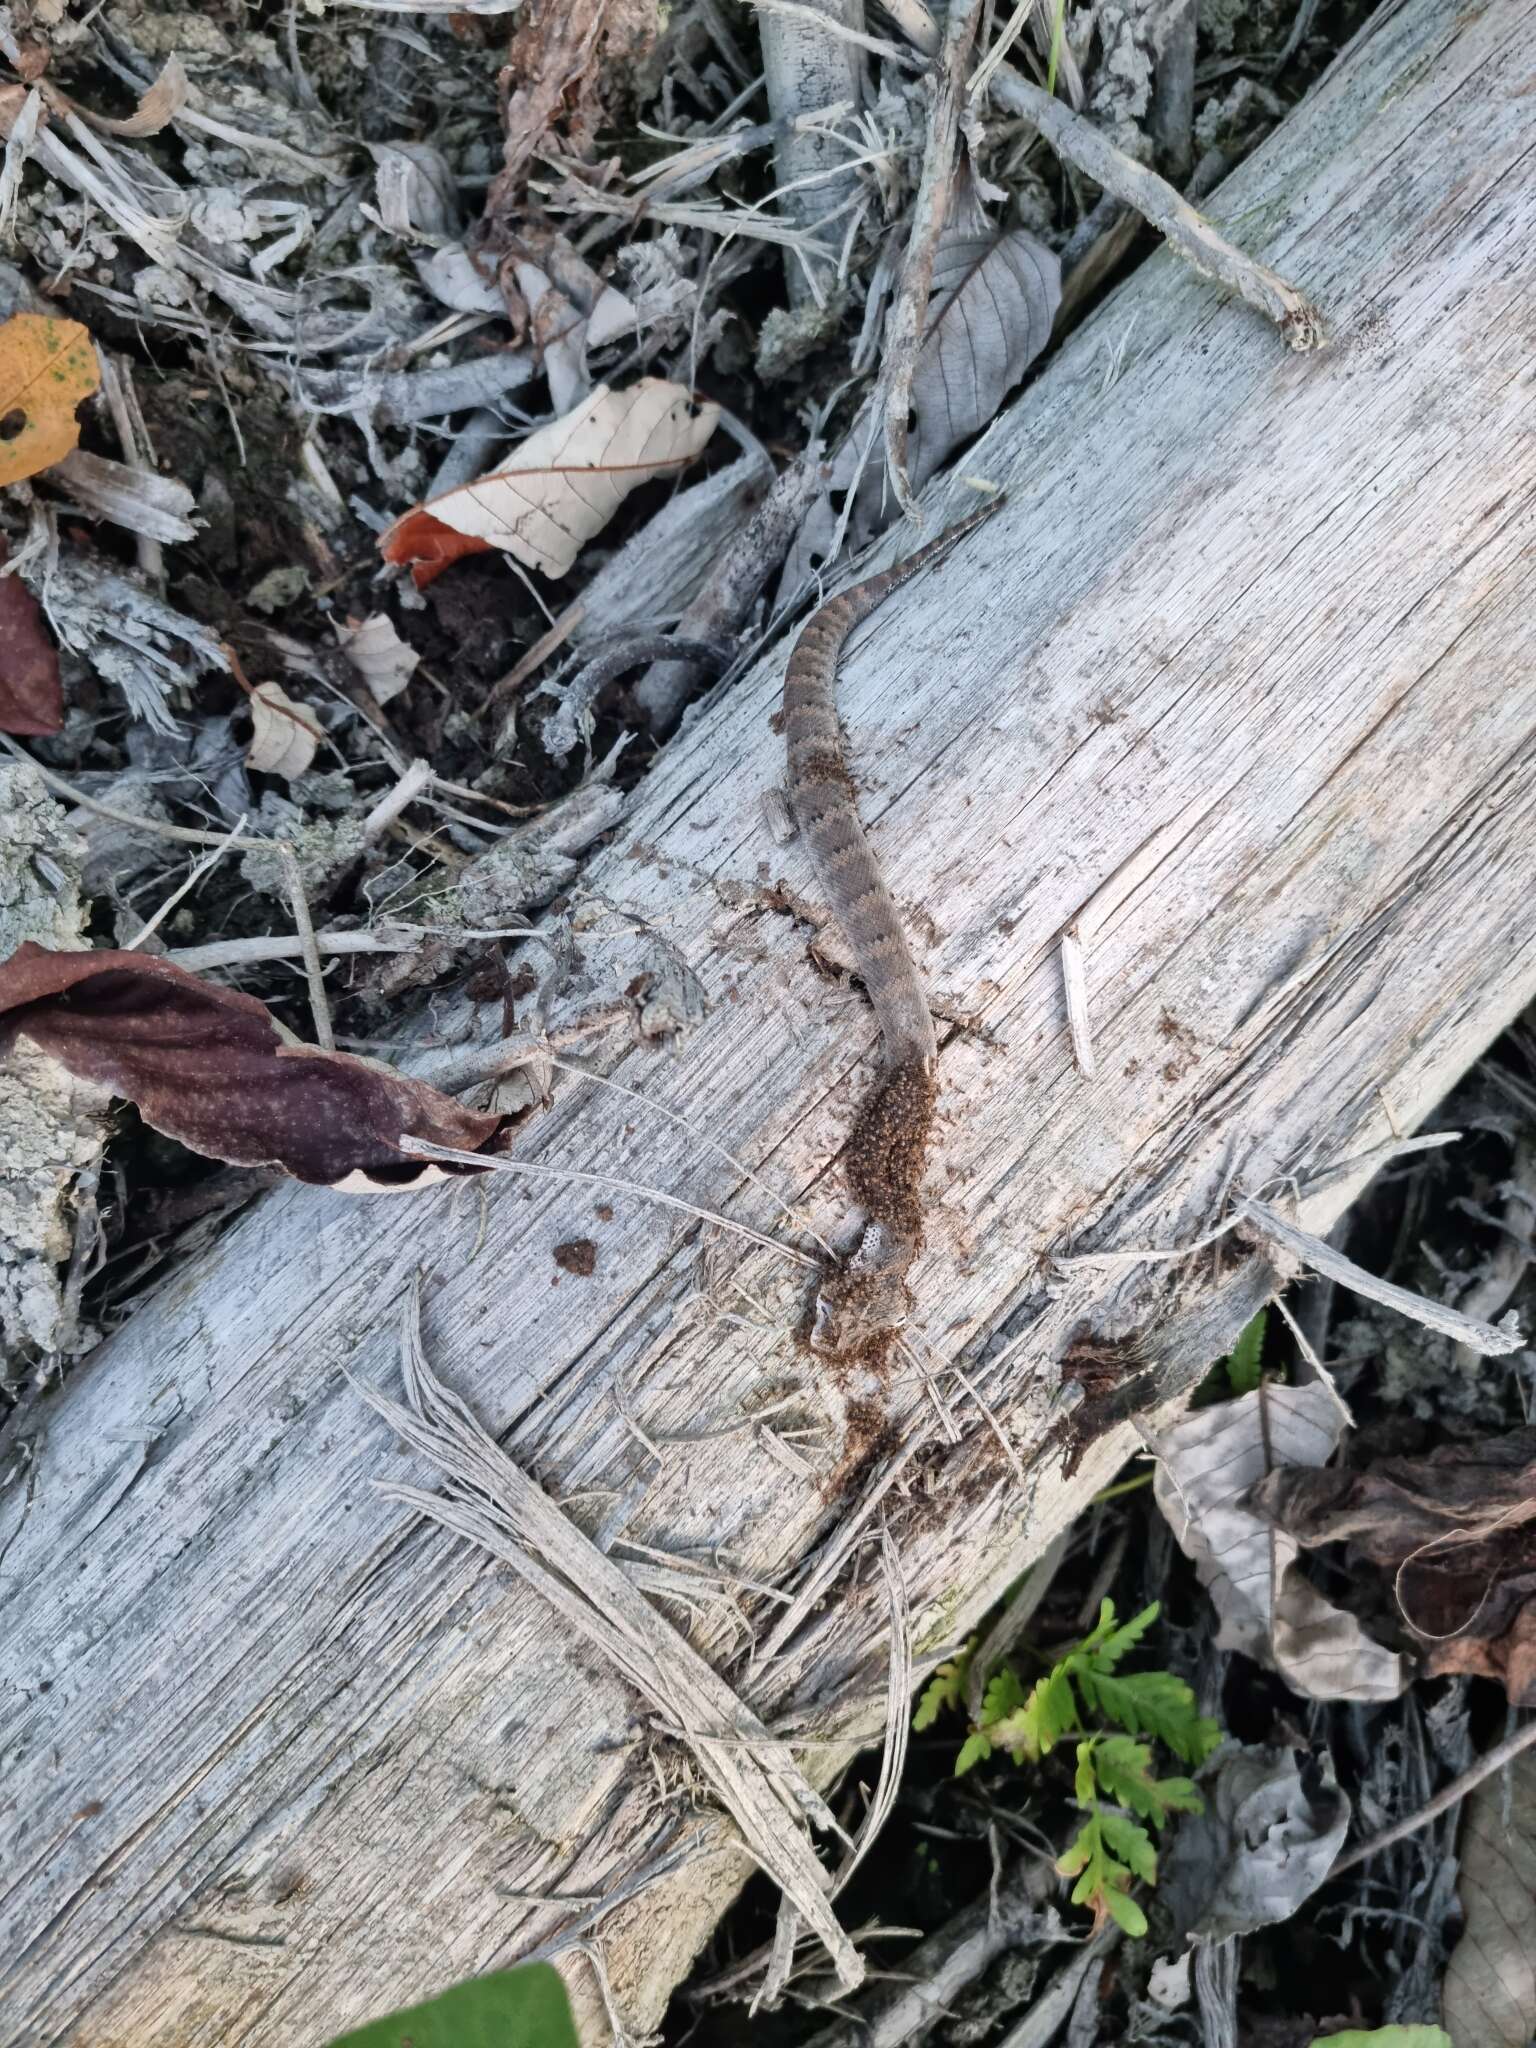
[914,1641,974,1730]
[991,1665,1079,1763]
[954,1731,993,1776]
[977,1665,1028,1728]
[1097,1809,1158,1885]
[1085,1599,1160,1672]
[1092,1734,1203,1828]
[1083,1667,1221,1766]
[1056,1813,1149,1937]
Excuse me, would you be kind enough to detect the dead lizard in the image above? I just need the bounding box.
[783,494,1005,1359]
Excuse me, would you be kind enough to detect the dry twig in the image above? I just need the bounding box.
[878,0,988,518]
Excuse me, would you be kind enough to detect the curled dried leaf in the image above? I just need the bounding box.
[1151,1382,1408,1702]
[0,312,101,486]
[247,679,322,778]
[0,943,505,1189]
[1245,1426,1536,1705]
[380,378,719,588]
[336,613,419,705]
[784,173,1059,584]
[80,55,190,138]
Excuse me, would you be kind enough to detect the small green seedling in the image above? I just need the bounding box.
[1225,1308,1268,1395]
[915,1600,1220,1936]
[324,1961,579,2048]
[1309,2032,1452,2048]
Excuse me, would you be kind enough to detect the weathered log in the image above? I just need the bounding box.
[5,1,1536,2041]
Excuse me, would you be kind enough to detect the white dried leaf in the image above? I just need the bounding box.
[247,682,321,779]
[367,141,461,241]
[416,244,504,315]
[1443,1747,1536,2047]
[904,176,1061,486]
[336,613,418,705]
[1150,1382,1408,1701]
[1160,1744,1351,1942]
[399,378,719,581]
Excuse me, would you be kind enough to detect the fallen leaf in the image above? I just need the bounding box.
[247,679,321,778]
[380,378,719,588]
[1245,1427,1536,1704]
[324,1961,579,2048]
[0,311,101,487]
[336,612,419,705]
[0,541,62,735]
[489,0,662,212]
[1160,1743,1351,1942]
[367,139,462,240]
[1151,1382,1408,1701]
[0,942,505,1189]
[1442,1744,1536,2048]
[784,169,1059,584]
[81,55,189,137]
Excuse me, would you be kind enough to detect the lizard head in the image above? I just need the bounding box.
[808,1220,913,1359]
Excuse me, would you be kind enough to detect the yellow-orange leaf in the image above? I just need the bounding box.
[0,313,101,487]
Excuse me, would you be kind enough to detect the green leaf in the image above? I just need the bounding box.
[1056,1814,1149,1937]
[1097,1809,1157,1885]
[1075,1741,1097,1808]
[1092,1735,1203,1828]
[914,1641,973,1730]
[1307,2033,1452,2048]
[1086,1668,1221,1765]
[1226,1308,1268,1395]
[324,1964,579,2048]
[1075,1598,1119,1656]
[1102,1885,1149,1937]
[1056,1817,1095,1880]
[1044,0,1069,98]
[991,1664,1078,1763]
[977,1664,1027,1729]
[1087,1600,1160,1672]
[955,1731,993,1776]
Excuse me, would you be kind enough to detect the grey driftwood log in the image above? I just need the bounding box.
[5,2,1536,2040]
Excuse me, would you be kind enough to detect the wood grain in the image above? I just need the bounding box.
[5,2,1536,2040]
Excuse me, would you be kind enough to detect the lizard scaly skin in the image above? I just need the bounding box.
[783,495,1004,1358]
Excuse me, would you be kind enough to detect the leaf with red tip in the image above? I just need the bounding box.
[379,378,718,588]
[379,508,491,590]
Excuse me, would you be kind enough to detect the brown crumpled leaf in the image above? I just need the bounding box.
[379,378,718,588]
[1245,1427,1536,1705]
[0,541,63,735]
[1442,1741,1536,2046]
[0,942,505,1190]
[485,0,662,215]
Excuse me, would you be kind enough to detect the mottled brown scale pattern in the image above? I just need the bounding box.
[782,498,1004,1358]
